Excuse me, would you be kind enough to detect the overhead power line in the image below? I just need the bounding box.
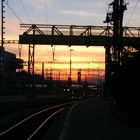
[45,0,47,24]
[19,0,33,23]
[4,1,23,23]
[125,0,139,26]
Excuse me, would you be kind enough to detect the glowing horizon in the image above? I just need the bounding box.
[1,0,139,81]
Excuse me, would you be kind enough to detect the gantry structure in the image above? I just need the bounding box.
[19,24,140,46]
[19,24,140,77]
[18,0,140,88]
[1,0,140,86]
[28,60,105,82]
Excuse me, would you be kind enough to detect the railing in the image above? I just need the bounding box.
[20,24,140,38]
[1,25,140,45]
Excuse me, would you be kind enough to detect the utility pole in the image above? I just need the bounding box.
[69,49,73,83]
[113,0,127,63]
[104,0,127,73]
[105,0,127,64]
[28,25,36,75]
[1,0,5,48]
[0,0,5,76]
[104,0,127,98]
[42,62,44,80]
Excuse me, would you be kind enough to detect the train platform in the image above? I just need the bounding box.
[46,97,140,140]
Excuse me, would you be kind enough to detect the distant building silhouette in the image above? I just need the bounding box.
[0,47,24,94]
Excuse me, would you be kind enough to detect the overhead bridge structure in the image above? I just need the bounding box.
[18,24,140,79]
[19,24,140,47]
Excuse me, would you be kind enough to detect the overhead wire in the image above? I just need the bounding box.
[45,0,47,24]
[18,0,33,24]
[4,1,23,23]
[125,0,139,26]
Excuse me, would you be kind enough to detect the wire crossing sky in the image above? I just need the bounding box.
[0,0,140,63]
[1,0,140,38]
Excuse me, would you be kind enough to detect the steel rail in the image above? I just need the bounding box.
[27,107,65,140]
[0,101,77,137]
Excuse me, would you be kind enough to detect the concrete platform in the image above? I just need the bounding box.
[46,97,140,140]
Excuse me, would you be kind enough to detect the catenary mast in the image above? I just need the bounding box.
[0,0,5,74]
[105,0,127,64]
[1,0,5,48]
[104,0,127,97]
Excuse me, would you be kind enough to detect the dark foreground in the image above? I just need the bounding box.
[45,97,140,140]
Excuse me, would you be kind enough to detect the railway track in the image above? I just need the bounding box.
[0,95,71,113]
[0,101,78,140]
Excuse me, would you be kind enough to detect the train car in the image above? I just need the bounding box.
[86,85,99,97]
[64,84,85,99]
[70,84,86,99]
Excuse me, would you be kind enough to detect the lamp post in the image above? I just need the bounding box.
[69,49,73,83]
[48,60,53,80]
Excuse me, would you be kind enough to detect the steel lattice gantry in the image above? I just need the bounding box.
[19,24,140,46]
[18,24,140,76]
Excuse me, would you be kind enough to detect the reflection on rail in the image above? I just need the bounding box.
[0,101,78,139]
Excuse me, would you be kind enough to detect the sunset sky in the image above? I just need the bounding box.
[1,0,140,73]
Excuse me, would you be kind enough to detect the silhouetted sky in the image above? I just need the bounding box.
[1,0,140,62]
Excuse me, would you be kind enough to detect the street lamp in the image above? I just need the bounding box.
[69,49,73,83]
